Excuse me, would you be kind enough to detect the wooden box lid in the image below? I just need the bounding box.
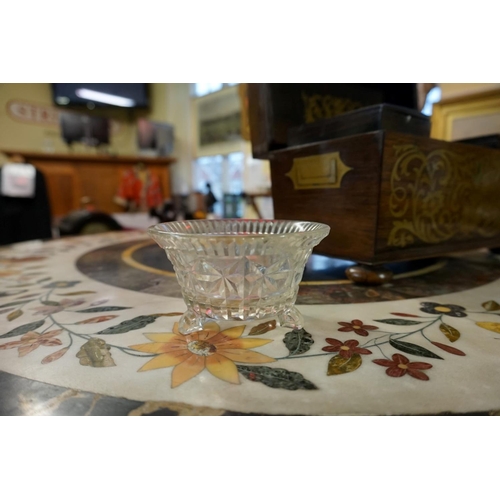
[247,83,419,158]
[287,104,430,148]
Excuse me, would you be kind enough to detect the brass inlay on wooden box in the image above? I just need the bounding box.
[286,151,352,190]
[388,144,500,247]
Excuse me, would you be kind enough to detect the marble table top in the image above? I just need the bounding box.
[2,230,500,416]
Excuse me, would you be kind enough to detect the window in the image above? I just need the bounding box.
[193,152,244,217]
[421,87,442,116]
[193,83,238,98]
[191,83,271,219]
[226,152,244,195]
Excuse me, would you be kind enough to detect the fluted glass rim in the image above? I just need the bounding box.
[148,219,330,240]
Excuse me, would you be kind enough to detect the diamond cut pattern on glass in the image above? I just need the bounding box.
[149,220,330,323]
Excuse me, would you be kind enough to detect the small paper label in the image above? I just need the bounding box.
[1,163,36,198]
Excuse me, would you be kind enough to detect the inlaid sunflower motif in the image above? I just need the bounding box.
[130,322,275,387]
[419,302,467,317]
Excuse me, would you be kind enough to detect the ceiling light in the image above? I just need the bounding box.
[75,88,135,107]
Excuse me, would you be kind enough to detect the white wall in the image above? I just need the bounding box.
[164,83,193,195]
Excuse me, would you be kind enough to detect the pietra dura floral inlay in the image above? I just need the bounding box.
[2,231,500,415]
[0,267,497,385]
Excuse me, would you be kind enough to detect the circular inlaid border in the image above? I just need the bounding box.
[75,239,500,305]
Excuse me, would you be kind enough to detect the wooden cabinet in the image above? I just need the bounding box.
[1,151,175,217]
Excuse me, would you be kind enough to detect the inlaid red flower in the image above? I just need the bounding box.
[372,353,432,380]
[322,338,372,359]
[337,319,378,337]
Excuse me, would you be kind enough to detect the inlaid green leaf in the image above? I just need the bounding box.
[76,306,131,313]
[0,290,27,298]
[283,328,314,355]
[1,319,45,339]
[7,310,23,322]
[327,353,362,375]
[56,291,96,296]
[390,312,421,318]
[249,320,276,336]
[0,308,15,315]
[439,323,460,342]
[150,313,178,318]
[389,338,443,359]
[37,277,52,283]
[0,300,31,308]
[375,319,422,326]
[43,281,80,289]
[236,365,317,390]
[96,315,158,335]
[482,300,500,311]
[41,300,60,306]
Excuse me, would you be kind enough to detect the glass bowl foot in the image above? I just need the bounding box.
[178,309,206,335]
[277,306,303,330]
[178,306,305,334]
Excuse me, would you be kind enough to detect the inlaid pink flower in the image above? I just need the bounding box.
[0,330,63,357]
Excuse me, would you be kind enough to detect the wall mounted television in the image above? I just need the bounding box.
[52,83,149,109]
[137,118,174,157]
[60,111,110,146]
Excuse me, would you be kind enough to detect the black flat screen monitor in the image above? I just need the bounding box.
[60,112,110,146]
[137,118,174,156]
[53,83,149,109]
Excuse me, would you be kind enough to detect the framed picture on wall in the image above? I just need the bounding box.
[193,85,243,157]
[431,89,500,141]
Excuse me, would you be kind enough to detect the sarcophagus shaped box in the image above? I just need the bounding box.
[247,83,500,264]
